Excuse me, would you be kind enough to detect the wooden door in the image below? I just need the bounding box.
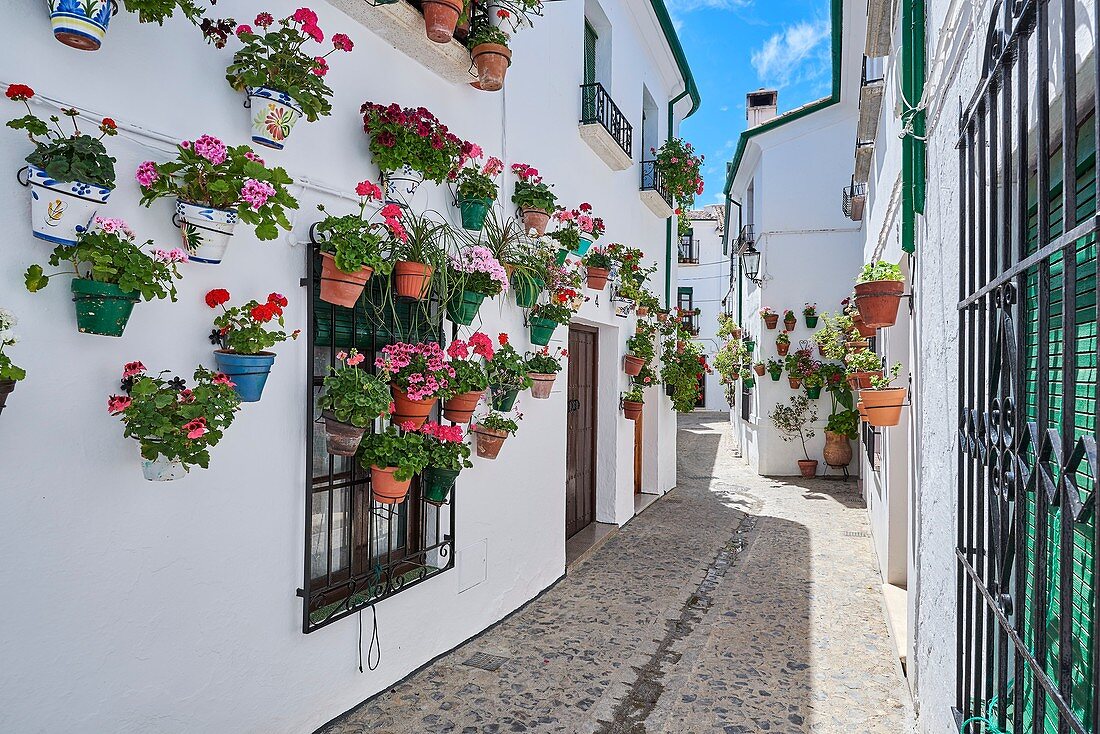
[633,411,642,495]
[566,326,598,539]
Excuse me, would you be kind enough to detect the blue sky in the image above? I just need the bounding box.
[671,0,834,204]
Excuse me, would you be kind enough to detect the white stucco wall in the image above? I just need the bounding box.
[679,207,730,412]
[0,1,686,731]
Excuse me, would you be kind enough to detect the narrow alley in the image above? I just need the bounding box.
[321,413,914,733]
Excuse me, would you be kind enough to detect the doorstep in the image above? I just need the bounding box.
[634,492,660,515]
[881,582,909,675]
[565,522,617,567]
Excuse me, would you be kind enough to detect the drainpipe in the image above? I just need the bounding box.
[665,90,691,309]
[900,0,926,253]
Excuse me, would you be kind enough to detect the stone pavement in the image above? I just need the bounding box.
[321,412,915,734]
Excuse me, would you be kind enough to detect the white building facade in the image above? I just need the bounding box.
[678,205,730,412]
[0,1,697,731]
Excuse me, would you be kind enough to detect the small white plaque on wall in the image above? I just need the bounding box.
[457,539,487,592]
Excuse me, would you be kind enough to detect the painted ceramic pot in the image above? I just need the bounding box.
[247,86,303,150]
[490,385,520,411]
[214,351,275,403]
[20,166,111,245]
[529,317,558,346]
[382,164,425,207]
[141,455,188,482]
[71,279,139,337]
[49,0,112,50]
[175,200,238,264]
[512,274,544,308]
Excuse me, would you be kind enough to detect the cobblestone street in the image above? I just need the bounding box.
[322,413,915,733]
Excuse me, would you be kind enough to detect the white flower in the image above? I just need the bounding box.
[0,308,16,331]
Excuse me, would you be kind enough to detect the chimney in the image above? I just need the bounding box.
[746,89,778,128]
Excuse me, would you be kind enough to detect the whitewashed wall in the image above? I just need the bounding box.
[0,0,685,730]
[680,209,731,412]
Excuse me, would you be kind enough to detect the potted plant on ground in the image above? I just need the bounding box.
[225,9,354,150]
[136,135,297,263]
[551,203,605,257]
[206,290,299,402]
[0,308,26,415]
[529,298,572,346]
[7,85,117,245]
[741,368,756,389]
[390,208,446,300]
[442,333,493,423]
[313,180,397,308]
[376,341,456,428]
[803,303,819,328]
[766,359,784,382]
[580,246,613,291]
[524,346,567,399]
[24,218,185,337]
[783,309,797,330]
[466,18,512,91]
[109,363,241,480]
[471,409,520,459]
[854,261,905,328]
[511,162,557,235]
[760,306,778,330]
[861,363,906,427]
[775,330,791,356]
[622,386,644,420]
[317,349,392,456]
[486,332,532,409]
[845,348,883,390]
[823,409,858,468]
[361,102,469,205]
[452,155,504,230]
[624,324,655,376]
[770,395,819,478]
[359,424,429,504]
[421,421,473,504]
[446,245,510,325]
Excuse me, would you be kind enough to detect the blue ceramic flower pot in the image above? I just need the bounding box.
[214,350,275,403]
[49,0,113,50]
[572,236,594,257]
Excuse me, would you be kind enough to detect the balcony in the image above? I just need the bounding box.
[853,56,885,183]
[843,180,868,221]
[678,234,699,264]
[579,83,634,171]
[640,160,675,218]
[737,224,754,251]
[865,0,894,56]
[679,312,700,336]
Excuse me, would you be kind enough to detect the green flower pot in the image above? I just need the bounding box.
[743,340,756,354]
[512,275,544,309]
[446,289,487,326]
[71,278,140,337]
[554,248,569,266]
[423,467,461,504]
[490,385,520,411]
[459,198,492,231]
[744,377,756,388]
[769,371,782,382]
[805,315,819,328]
[530,316,559,346]
[806,385,822,399]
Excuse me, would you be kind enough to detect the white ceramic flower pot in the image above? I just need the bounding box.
[247,86,303,150]
[141,455,188,482]
[20,166,112,246]
[382,165,425,207]
[48,0,112,51]
[174,199,238,265]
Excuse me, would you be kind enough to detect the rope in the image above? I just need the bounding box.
[358,605,381,673]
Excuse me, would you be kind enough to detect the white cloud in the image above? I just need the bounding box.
[750,18,831,89]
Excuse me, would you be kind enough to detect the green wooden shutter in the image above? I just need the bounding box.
[583,22,597,85]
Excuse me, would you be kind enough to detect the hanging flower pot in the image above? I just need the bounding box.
[858,399,868,422]
[854,280,905,328]
[636,307,650,317]
[657,312,668,323]
[446,289,487,326]
[776,341,790,356]
[852,312,877,337]
[743,339,756,353]
[529,372,556,399]
[586,266,610,291]
[554,248,570,266]
[175,199,238,265]
[797,459,818,478]
[214,350,276,403]
[805,314,819,329]
[743,377,756,389]
[623,400,643,421]
[818,345,827,358]
[823,431,852,467]
[20,166,112,246]
[71,279,139,337]
[423,467,460,504]
[762,313,779,329]
[530,316,558,346]
[389,384,437,429]
[788,376,802,390]
[422,0,464,43]
[322,411,368,457]
[370,465,413,504]
[459,198,493,230]
[730,327,743,340]
[0,379,16,415]
[246,86,303,150]
[664,383,675,397]
[572,235,594,257]
[769,370,782,382]
[805,385,822,400]
[472,424,509,459]
[319,252,372,309]
[442,390,483,424]
[394,260,434,300]
[521,208,551,236]
[624,355,646,376]
[862,387,906,427]
[753,364,766,377]
[49,0,112,50]
[512,275,544,308]
[845,339,869,353]
[783,317,797,331]
[382,164,426,206]
[490,385,520,411]
[846,370,882,391]
[141,455,189,482]
[471,43,512,92]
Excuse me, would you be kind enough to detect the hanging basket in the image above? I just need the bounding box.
[394,260,434,300]
[322,411,367,456]
[371,465,413,504]
[623,400,643,421]
[423,467,460,504]
[472,425,509,459]
[319,252,372,308]
[214,350,276,403]
[390,384,436,429]
[442,390,483,424]
[861,387,906,427]
[71,279,139,337]
[529,316,559,346]
[446,289,487,326]
[854,280,905,328]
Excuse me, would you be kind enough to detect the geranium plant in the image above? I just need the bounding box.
[0,308,26,383]
[487,333,533,390]
[361,102,471,183]
[510,163,557,214]
[524,346,567,374]
[6,84,117,188]
[123,0,208,25]
[453,155,505,202]
[314,180,396,276]
[376,342,456,401]
[845,348,883,376]
[206,290,299,354]
[551,203,605,251]
[531,300,574,326]
[623,385,645,404]
[652,137,704,208]
[580,246,614,270]
[420,422,473,472]
[626,326,656,364]
[448,245,510,297]
[760,307,776,318]
[136,135,297,240]
[444,333,493,395]
[317,349,392,428]
[226,8,354,123]
[857,261,904,283]
[477,409,521,436]
[803,303,818,317]
[359,424,429,481]
[109,364,241,470]
[776,331,791,346]
[868,362,903,389]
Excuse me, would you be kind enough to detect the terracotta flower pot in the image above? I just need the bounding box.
[657,312,668,323]
[471,43,511,91]
[731,328,742,340]
[521,208,551,236]
[783,318,797,331]
[862,387,907,427]
[846,370,882,391]
[322,411,368,456]
[390,384,437,429]
[636,306,649,317]
[776,342,790,356]
[788,377,802,389]
[623,400,643,421]
[371,465,413,504]
[442,390,484,424]
[319,252,372,308]
[422,0,463,43]
[623,354,646,376]
[529,373,557,399]
[472,424,509,459]
[852,312,877,337]
[763,313,779,329]
[854,280,905,328]
[394,260,434,300]
[797,459,819,478]
[753,364,766,377]
[858,399,869,421]
[845,340,869,353]
[818,345,828,358]
[586,266,610,291]
[823,431,853,468]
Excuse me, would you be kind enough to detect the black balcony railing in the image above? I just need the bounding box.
[679,312,700,336]
[678,235,699,264]
[737,224,754,250]
[580,83,633,158]
[842,181,867,220]
[641,160,673,207]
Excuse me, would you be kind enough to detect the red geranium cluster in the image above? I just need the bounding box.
[420,421,465,443]
[206,290,299,354]
[250,292,288,323]
[511,163,542,183]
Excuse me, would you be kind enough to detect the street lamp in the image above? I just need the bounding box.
[740,245,763,285]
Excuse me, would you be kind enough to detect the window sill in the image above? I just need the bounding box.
[579,123,634,171]
[640,189,674,219]
[324,0,475,86]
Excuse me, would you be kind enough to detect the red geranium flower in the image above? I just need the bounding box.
[205,289,231,308]
[5,84,34,101]
[498,333,509,346]
[250,303,276,322]
[267,292,288,308]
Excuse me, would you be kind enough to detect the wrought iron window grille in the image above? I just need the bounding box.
[580,82,633,158]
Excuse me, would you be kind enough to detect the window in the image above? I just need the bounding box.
[677,287,697,335]
[679,229,698,263]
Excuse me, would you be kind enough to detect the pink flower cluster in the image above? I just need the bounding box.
[511,162,541,183]
[292,7,323,41]
[182,417,208,440]
[355,180,382,200]
[122,361,146,379]
[135,161,159,188]
[449,246,509,291]
[193,134,227,165]
[241,179,276,210]
[379,203,407,242]
[482,156,505,177]
[446,332,495,361]
[376,342,455,401]
[153,248,189,263]
[94,216,135,238]
[420,421,464,443]
[336,350,366,366]
[107,394,131,414]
